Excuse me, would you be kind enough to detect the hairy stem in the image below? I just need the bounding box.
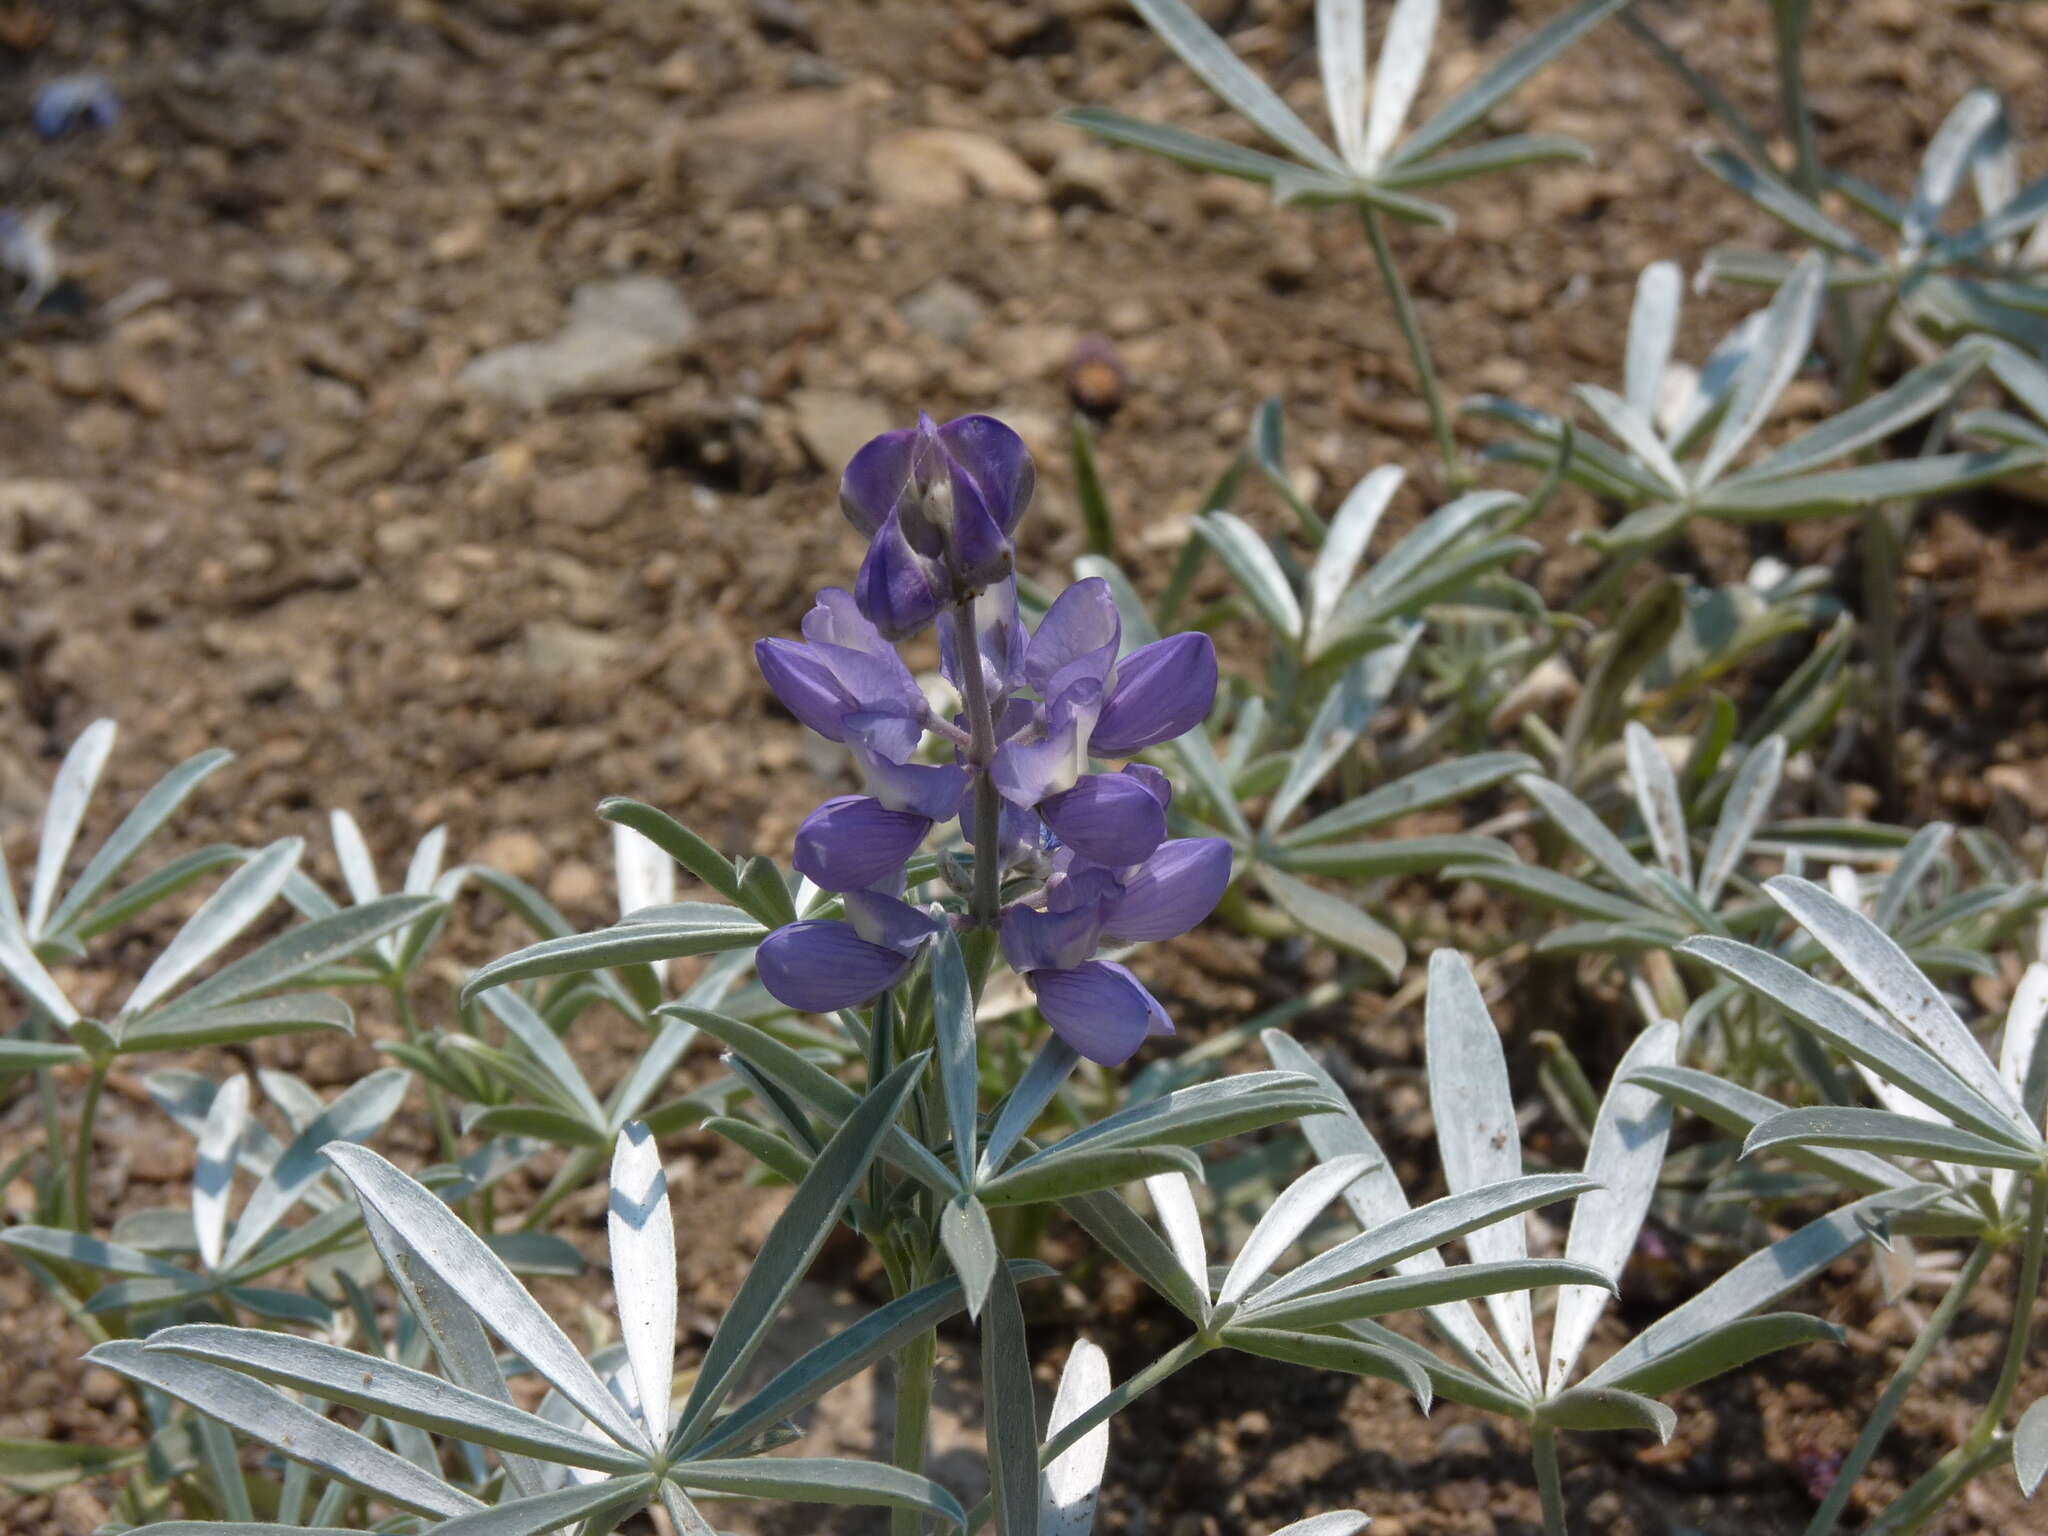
[1533,1425,1568,1536]
[1357,202,1459,486]
[69,1060,106,1231]
[1804,1239,1995,1535]
[949,604,1004,929]
[890,1326,939,1536]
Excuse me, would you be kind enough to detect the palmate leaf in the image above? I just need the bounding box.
[1243,1257,1610,1333]
[1594,1313,1844,1400]
[434,1477,656,1536]
[1264,627,1418,833]
[22,719,116,940]
[1127,0,1347,174]
[122,840,303,1021]
[1745,1107,2042,1172]
[1218,1153,1378,1306]
[223,1067,411,1270]
[461,910,766,1002]
[1256,866,1404,978]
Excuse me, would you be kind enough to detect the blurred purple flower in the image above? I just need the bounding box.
[756,889,943,1013]
[32,75,120,141]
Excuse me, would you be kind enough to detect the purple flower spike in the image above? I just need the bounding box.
[1038,772,1168,868]
[792,795,933,893]
[1029,960,1174,1066]
[755,639,857,742]
[938,415,1036,537]
[757,920,920,1013]
[1000,901,1106,975]
[856,515,947,640]
[758,587,928,748]
[1104,838,1234,941]
[1090,633,1218,757]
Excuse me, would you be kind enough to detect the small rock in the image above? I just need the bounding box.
[417,560,466,614]
[52,1484,107,1534]
[866,129,1045,208]
[522,618,627,677]
[80,1366,123,1407]
[475,830,546,883]
[1047,144,1123,209]
[900,277,987,346]
[547,860,605,910]
[679,91,862,209]
[458,276,697,410]
[0,480,93,546]
[789,389,894,473]
[533,464,648,532]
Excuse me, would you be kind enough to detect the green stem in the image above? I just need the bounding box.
[1771,0,1821,199]
[890,1327,939,1536]
[1804,1239,1995,1535]
[1863,1435,2014,1536]
[520,1144,602,1231]
[948,605,1003,930]
[1357,202,1459,486]
[965,1332,1215,1532]
[395,986,463,1166]
[1981,1177,2048,1440]
[1621,11,1775,168]
[70,1060,107,1231]
[1533,1425,1568,1536]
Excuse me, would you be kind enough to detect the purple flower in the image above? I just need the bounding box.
[756,889,942,1013]
[792,795,936,893]
[33,76,120,141]
[997,837,1232,1065]
[756,588,927,752]
[1090,633,1219,756]
[839,414,1036,636]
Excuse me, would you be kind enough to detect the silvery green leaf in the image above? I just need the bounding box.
[0,921,77,1025]
[678,1457,967,1527]
[674,1055,926,1443]
[2003,963,2048,1124]
[1272,834,1516,881]
[1394,0,1629,165]
[932,931,979,1182]
[144,1325,644,1473]
[1257,866,1404,978]
[323,1141,649,1452]
[1765,875,2032,1131]
[979,1144,1203,1207]
[119,992,354,1054]
[1594,1313,1843,1399]
[706,1115,811,1185]
[1196,511,1303,641]
[1281,752,1536,846]
[1219,1153,1377,1306]
[224,1068,411,1269]
[123,839,302,1020]
[431,1477,656,1536]
[687,1265,1050,1459]
[1062,1189,1211,1322]
[608,1124,676,1445]
[1873,822,1951,933]
[43,747,234,942]
[979,1037,1081,1182]
[1467,395,1671,499]
[404,823,448,896]
[328,810,380,909]
[1625,260,1683,422]
[1679,936,2025,1146]
[1989,340,2048,422]
[0,1038,83,1075]
[1366,0,1439,169]
[1245,1257,1610,1332]
[0,1225,189,1279]
[1904,88,2003,258]
[1316,0,1368,171]
[1128,0,1348,174]
[1515,774,1666,911]
[1731,345,1983,486]
[1699,450,2033,518]
[1016,1072,1338,1167]
[1264,628,1418,833]
[1572,383,1686,493]
[1263,1029,1523,1387]
[1547,1022,1676,1395]
[609,1013,702,1130]
[980,1259,1041,1536]
[612,823,675,921]
[1378,131,1589,189]
[597,798,743,905]
[1697,252,1827,487]
[26,718,116,940]
[87,1339,480,1519]
[1696,149,1868,259]
[1221,1326,1432,1409]
[1627,1064,1912,1195]
[941,1194,1000,1319]
[151,893,439,1024]
[193,1073,249,1273]
[1541,1385,1675,1441]
[1583,1188,1945,1389]
[482,988,604,1129]
[1273,1515,1371,1536]
[357,1203,548,1498]
[1342,489,1521,610]
[1307,464,1404,642]
[1253,1172,1598,1310]
[671,1007,959,1196]
[1624,725,1691,887]
[1144,1173,1211,1310]
[1425,950,1539,1391]
[463,1105,607,1151]
[1745,1107,2041,1172]
[1173,723,1255,842]
[1697,736,1784,906]
[2017,1394,2048,1497]
[1060,106,1304,185]
[75,843,243,945]
[462,913,765,1004]
[1041,1339,1110,1536]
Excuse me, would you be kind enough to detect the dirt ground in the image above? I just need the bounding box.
[4,0,2048,1531]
